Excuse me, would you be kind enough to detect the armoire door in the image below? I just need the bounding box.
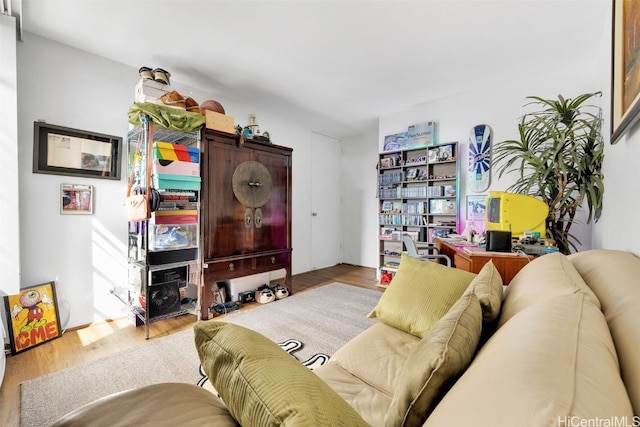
[201,141,253,259]
[253,150,291,253]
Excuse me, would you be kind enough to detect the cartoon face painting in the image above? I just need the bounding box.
[13,290,51,331]
[6,283,61,354]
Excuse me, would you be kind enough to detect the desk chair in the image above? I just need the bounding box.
[401,235,452,267]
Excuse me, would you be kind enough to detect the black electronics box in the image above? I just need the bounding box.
[485,230,512,252]
[148,248,197,265]
[151,265,188,288]
[238,290,256,304]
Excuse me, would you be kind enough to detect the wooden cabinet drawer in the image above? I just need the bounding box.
[255,252,290,269]
[205,258,253,277]
[454,253,472,272]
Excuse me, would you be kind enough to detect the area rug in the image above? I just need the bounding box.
[20,282,381,426]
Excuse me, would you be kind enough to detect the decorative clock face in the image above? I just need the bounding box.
[468,124,492,193]
[232,161,273,208]
[469,131,491,175]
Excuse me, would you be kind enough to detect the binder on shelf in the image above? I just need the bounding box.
[153,159,200,177]
[153,174,201,191]
[153,141,199,163]
[158,190,198,202]
[153,209,198,224]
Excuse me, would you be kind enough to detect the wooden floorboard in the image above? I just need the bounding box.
[0,263,377,426]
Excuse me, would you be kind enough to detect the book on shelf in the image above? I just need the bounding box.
[439,144,453,161]
[380,157,395,169]
[406,168,418,181]
[379,228,401,241]
[429,199,457,214]
[428,148,439,162]
[158,190,198,202]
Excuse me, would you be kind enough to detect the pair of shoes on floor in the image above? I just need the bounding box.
[273,285,289,299]
[256,284,289,304]
[139,66,171,85]
[256,285,275,304]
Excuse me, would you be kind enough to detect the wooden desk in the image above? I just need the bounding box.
[435,238,533,285]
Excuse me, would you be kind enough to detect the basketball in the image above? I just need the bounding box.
[200,99,225,115]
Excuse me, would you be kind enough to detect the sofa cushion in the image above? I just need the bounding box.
[194,321,369,427]
[424,292,634,426]
[466,260,503,322]
[321,322,420,395]
[313,361,393,426]
[368,253,477,337]
[498,252,600,327]
[314,322,420,425]
[51,383,239,427]
[386,292,483,427]
[569,249,640,416]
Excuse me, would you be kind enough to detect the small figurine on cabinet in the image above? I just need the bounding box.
[237,115,271,142]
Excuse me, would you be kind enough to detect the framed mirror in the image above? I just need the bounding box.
[33,122,122,180]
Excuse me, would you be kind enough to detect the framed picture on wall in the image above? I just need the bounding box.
[33,122,122,179]
[3,281,62,354]
[611,0,640,144]
[60,184,94,215]
[467,195,486,221]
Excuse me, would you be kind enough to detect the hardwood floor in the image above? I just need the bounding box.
[0,264,377,426]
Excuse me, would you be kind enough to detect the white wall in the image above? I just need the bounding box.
[17,34,133,330]
[1,15,20,380]
[16,34,331,328]
[340,129,379,268]
[0,14,21,298]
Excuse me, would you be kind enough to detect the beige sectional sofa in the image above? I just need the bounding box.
[53,249,640,427]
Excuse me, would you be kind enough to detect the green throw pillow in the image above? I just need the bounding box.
[385,292,483,427]
[194,321,369,427]
[368,254,477,337]
[467,260,504,322]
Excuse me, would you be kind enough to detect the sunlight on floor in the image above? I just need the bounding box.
[77,317,131,346]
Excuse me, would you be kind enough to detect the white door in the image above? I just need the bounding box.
[310,132,342,270]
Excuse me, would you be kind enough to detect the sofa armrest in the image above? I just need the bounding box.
[52,383,239,427]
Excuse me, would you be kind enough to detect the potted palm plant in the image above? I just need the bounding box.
[492,92,605,255]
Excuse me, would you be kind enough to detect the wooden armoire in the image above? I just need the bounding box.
[199,129,292,320]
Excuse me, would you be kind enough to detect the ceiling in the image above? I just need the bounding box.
[20,0,610,139]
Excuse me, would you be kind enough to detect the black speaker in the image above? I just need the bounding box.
[148,281,181,317]
[486,230,512,252]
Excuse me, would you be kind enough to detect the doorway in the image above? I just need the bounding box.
[310,132,342,270]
